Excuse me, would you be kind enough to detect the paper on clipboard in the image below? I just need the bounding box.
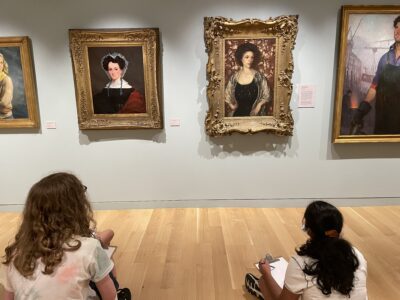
[255,257,288,288]
[104,246,116,259]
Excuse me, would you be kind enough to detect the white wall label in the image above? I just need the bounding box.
[45,121,57,129]
[298,85,316,108]
[169,118,180,127]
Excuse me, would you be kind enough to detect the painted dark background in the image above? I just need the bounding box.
[88,46,145,97]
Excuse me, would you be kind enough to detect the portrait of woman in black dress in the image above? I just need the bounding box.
[224,42,270,117]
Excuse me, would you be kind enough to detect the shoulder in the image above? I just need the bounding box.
[73,236,102,253]
[121,79,132,88]
[229,72,238,83]
[289,253,312,270]
[254,71,266,82]
[352,246,367,266]
[2,75,12,85]
[378,50,390,64]
[79,236,101,246]
[284,254,311,294]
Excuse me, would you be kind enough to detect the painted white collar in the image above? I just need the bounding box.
[106,79,132,88]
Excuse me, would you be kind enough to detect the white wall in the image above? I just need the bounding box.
[1,0,400,210]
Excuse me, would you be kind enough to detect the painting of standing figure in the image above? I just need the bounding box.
[333,5,400,143]
[70,28,162,130]
[0,36,39,128]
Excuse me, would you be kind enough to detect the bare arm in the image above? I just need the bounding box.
[4,290,14,300]
[96,229,114,248]
[364,87,376,104]
[258,259,300,300]
[0,76,13,112]
[95,275,117,300]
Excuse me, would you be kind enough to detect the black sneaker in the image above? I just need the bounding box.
[117,288,132,300]
[245,273,264,300]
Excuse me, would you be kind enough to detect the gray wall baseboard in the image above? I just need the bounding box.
[1,197,399,212]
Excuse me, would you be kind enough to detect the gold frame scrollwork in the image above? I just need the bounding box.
[204,16,298,136]
[69,28,162,130]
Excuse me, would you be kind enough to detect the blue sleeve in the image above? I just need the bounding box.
[372,53,387,87]
[88,240,114,282]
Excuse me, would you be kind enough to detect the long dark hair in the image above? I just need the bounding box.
[3,172,95,277]
[297,201,359,296]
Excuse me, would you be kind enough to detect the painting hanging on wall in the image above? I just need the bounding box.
[204,16,298,136]
[333,5,400,143]
[69,28,163,130]
[0,36,39,128]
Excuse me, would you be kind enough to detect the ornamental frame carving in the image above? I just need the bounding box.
[69,28,162,130]
[0,36,39,129]
[204,16,298,136]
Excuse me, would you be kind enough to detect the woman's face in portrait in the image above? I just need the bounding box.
[241,51,254,69]
[107,61,123,81]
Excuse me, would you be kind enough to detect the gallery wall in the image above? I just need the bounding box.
[1,0,400,210]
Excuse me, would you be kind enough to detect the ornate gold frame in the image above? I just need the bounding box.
[0,36,39,128]
[204,16,298,136]
[332,5,400,143]
[69,28,162,130]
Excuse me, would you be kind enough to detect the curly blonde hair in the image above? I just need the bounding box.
[3,172,96,277]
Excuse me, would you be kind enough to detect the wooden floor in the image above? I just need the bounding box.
[0,206,399,299]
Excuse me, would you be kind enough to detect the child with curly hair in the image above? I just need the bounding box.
[2,172,130,300]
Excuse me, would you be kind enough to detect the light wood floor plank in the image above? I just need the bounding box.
[0,206,399,299]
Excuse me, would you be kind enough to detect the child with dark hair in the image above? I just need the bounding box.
[245,201,367,300]
[2,172,130,300]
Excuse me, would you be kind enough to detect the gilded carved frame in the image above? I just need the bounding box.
[69,28,162,130]
[204,16,298,136]
[0,36,39,128]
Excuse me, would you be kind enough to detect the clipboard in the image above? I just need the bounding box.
[104,245,117,259]
[254,256,289,288]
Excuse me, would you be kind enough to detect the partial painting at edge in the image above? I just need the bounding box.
[341,14,400,136]
[0,46,28,119]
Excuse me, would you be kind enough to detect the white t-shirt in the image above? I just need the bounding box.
[284,247,367,300]
[4,237,114,300]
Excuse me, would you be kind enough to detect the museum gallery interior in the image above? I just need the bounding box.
[0,0,399,299]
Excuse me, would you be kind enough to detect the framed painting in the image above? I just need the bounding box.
[69,28,163,130]
[204,16,298,136]
[333,5,400,143]
[0,36,39,128]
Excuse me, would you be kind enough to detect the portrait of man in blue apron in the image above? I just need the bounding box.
[352,15,400,134]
